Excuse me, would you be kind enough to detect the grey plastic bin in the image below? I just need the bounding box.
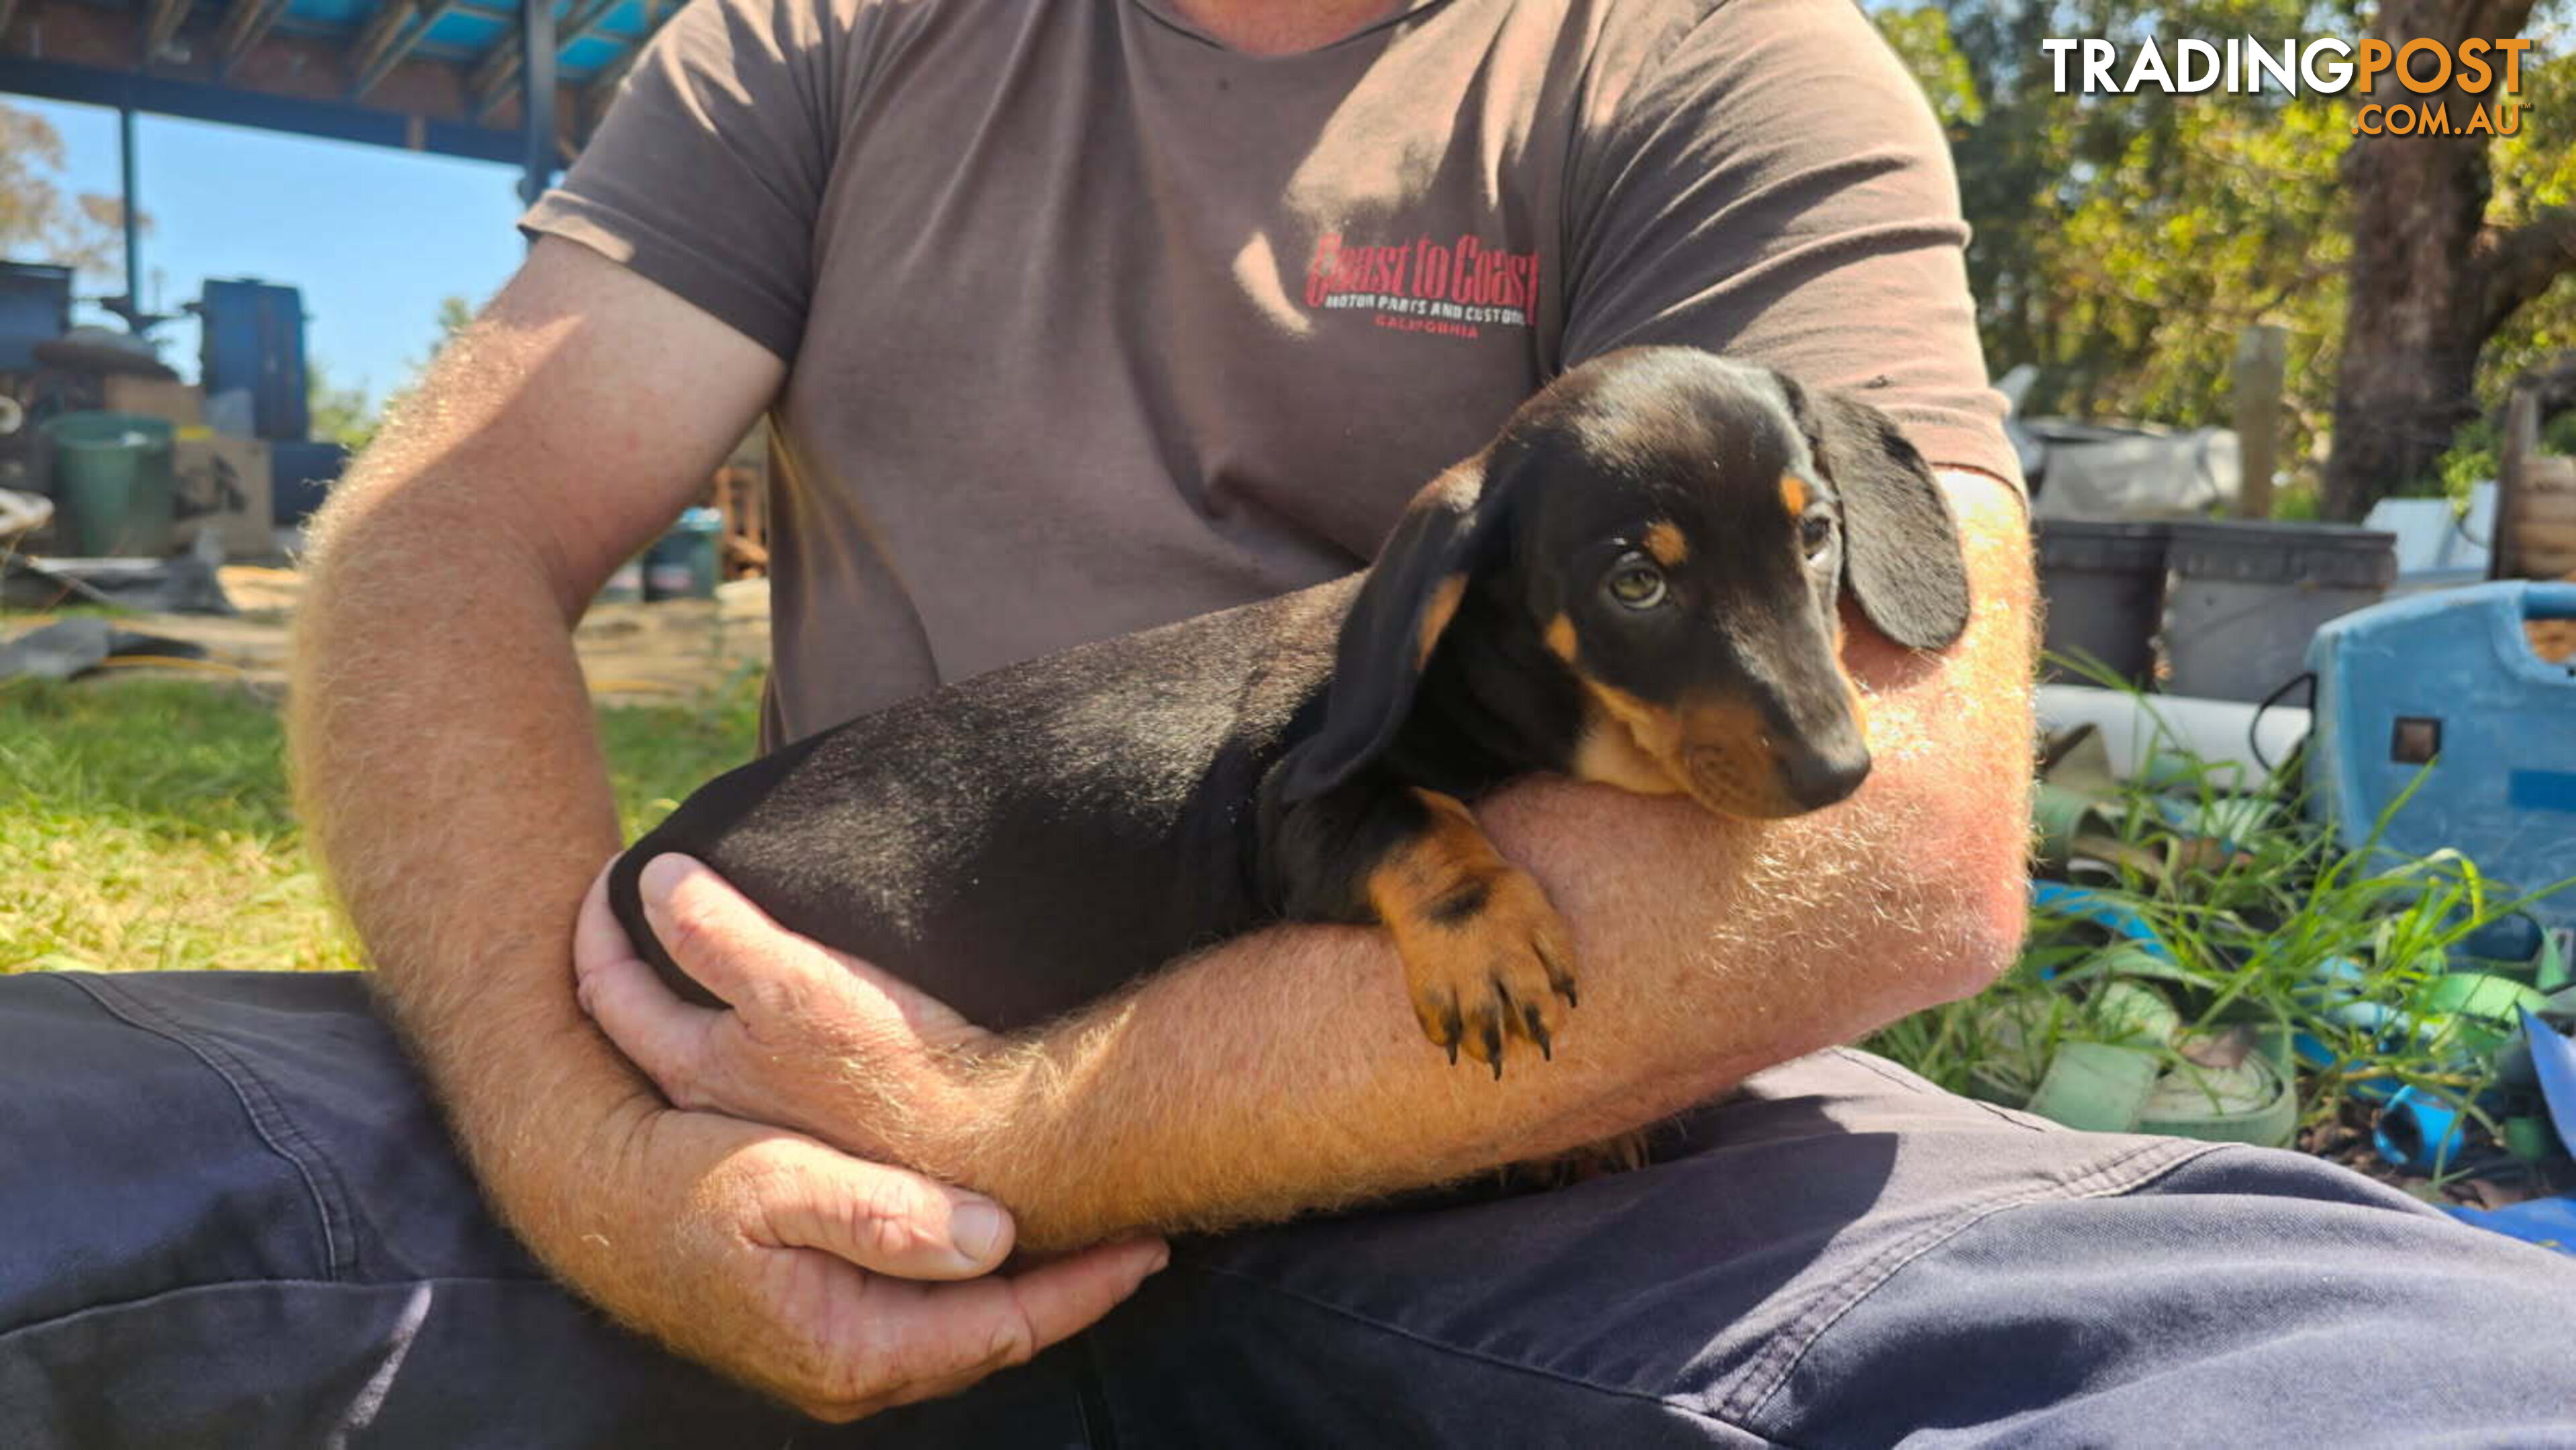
[2161,521,2396,703]
[2036,520,2173,687]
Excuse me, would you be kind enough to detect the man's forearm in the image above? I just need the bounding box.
[282,246,785,1256]
[291,472,652,1220]
[917,475,2034,1250]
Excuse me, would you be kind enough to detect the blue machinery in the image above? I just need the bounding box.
[2308,581,2576,929]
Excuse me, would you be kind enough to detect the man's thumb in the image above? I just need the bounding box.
[755,1143,1016,1280]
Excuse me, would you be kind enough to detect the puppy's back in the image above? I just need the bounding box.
[611,576,1354,1030]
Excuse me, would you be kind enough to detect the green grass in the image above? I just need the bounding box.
[0,672,762,974]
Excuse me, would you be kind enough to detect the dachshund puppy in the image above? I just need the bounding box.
[611,347,1971,1076]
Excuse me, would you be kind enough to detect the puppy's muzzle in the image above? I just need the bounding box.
[1675,699,1869,818]
[1774,734,1871,812]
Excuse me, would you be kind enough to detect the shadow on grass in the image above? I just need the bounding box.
[2,673,764,849]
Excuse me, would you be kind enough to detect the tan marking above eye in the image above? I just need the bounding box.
[1643,520,1690,567]
[1543,613,1579,663]
[1418,575,1469,669]
[1781,475,1810,516]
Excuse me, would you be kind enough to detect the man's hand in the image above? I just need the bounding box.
[575,1122,1163,1422]
[574,854,997,1167]
[557,873,1165,1421]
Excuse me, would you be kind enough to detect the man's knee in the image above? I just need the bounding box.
[0,971,533,1335]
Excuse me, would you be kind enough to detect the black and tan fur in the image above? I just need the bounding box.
[610,348,1971,1076]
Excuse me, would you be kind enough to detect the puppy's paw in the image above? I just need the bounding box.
[1368,791,1577,1078]
[1509,1129,1654,1190]
[1399,865,1577,1077]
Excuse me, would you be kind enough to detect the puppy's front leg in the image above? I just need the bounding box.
[1267,769,1577,1077]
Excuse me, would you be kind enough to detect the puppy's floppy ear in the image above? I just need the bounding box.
[1277,458,1511,803]
[1789,381,1972,652]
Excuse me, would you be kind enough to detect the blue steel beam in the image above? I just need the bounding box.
[111,105,150,332]
[516,0,554,203]
[0,53,527,164]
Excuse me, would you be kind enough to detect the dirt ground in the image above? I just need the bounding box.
[55,565,772,705]
[20,561,2569,699]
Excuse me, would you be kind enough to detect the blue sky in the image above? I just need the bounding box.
[13,97,530,411]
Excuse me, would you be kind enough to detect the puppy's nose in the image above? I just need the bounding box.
[1779,743,1871,811]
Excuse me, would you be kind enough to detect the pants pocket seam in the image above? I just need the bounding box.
[59,973,356,1282]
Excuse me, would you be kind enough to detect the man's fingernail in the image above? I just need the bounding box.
[1147,1243,1172,1275]
[639,854,694,909]
[950,1200,1007,1263]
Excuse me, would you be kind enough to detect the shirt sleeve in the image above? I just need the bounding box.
[518,0,844,362]
[1561,0,2020,489]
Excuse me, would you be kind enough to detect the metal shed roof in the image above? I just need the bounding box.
[0,0,678,169]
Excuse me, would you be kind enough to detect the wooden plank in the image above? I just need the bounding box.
[2494,385,2539,579]
[2232,324,2287,518]
[145,0,193,55]
[348,0,458,100]
[212,0,293,77]
[2526,456,2576,493]
[469,0,618,119]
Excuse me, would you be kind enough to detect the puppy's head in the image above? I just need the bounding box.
[1281,347,1971,818]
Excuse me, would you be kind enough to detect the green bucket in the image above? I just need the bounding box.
[41,411,178,557]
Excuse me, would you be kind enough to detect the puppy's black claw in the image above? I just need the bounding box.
[1446,1038,1460,1067]
[1526,1005,1552,1061]
[1557,981,1579,1010]
[1482,1020,1503,1077]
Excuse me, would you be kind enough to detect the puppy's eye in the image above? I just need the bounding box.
[1800,513,1834,561]
[1605,557,1668,610]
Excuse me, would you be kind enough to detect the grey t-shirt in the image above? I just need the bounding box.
[523,0,2015,746]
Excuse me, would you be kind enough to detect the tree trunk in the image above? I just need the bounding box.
[2324,0,2538,520]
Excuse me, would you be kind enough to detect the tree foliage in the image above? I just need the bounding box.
[308,360,378,452]
[0,101,139,281]
[1877,2,2576,503]
[320,293,479,456]
[2473,19,2576,390]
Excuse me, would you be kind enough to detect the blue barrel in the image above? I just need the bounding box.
[269,440,348,526]
[642,507,723,601]
[199,279,309,442]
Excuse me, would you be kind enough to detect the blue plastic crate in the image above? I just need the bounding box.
[2307,582,2576,924]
